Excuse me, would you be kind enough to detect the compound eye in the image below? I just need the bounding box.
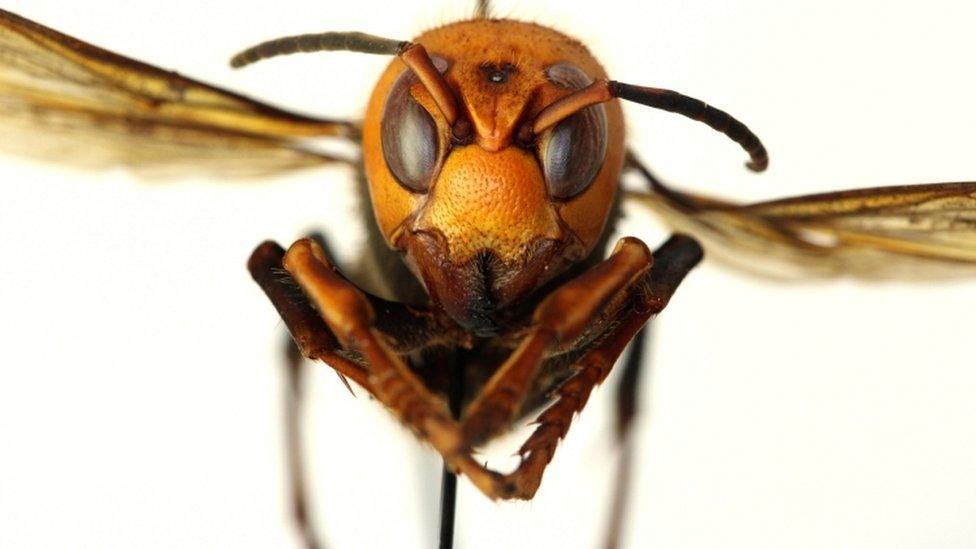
[381,56,449,192]
[540,63,608,200]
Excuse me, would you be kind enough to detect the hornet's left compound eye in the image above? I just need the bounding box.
[539,62,608,200]
[381,56,449,193]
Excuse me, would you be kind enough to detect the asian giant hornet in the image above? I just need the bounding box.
[1,1,976,548]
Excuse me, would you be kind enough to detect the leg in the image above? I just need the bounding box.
[250,241,466,384]
[250,235,702,501]
[275,232,341,549]
[250,239,503,496]
[249,241,372,390]
[278,238,469,458]
[281,336,325,549]
[252,240,473,548]
[614,326,649,443]
[461,237,655,445]
[603,326,650,549]
[256,231,353,549]
[494,235,703,499]
[253,241,359,549]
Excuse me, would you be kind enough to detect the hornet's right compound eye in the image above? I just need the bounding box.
[539,62,608,200]
[381,56,449,193]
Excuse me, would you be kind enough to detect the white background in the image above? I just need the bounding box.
[1,1,975,548]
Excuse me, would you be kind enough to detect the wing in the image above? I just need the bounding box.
[625,161,976,279]
[0,8,356,178]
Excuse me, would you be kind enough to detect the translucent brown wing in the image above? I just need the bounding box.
[626,161,976,279]
[0,8,356,178]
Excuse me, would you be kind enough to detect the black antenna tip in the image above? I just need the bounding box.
[746,158,768,172]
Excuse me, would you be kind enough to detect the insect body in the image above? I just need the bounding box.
[2,2,975,549]
[235,17,725,500]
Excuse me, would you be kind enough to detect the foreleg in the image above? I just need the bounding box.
[497,235,703,499]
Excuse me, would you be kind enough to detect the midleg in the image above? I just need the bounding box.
[281,336,325,549]
[603,326,650,549]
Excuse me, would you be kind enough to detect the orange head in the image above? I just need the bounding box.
[362,20,625,333]
[231,17,768,333]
